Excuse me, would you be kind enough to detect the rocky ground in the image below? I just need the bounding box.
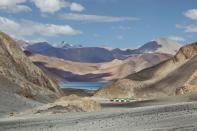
[1,93,197,131]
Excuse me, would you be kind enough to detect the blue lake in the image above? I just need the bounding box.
[59,82,106,90]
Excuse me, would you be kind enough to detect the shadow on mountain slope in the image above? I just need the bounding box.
[34,62,112,82]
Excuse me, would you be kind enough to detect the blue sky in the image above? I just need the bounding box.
[0,0,197,48]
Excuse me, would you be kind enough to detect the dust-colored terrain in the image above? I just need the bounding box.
[0,32,63,117]
[27,52,171,82]
[1,94,197,131]
[62,88,95,97]
[0,32,197,131]
[95,43,197,99]
[0,32,99,117]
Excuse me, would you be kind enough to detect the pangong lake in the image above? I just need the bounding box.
[59,82,106,90]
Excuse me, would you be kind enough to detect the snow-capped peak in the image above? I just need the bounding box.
[55,41,83,49]
[138,38,182,55]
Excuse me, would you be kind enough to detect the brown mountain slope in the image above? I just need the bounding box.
[26,52,171,82]
[0,32,62,104]
[95,43,197,99]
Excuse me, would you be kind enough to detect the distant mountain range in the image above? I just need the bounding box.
[26,42,114,63]
[15,37,183,82]
[25,38,181,63]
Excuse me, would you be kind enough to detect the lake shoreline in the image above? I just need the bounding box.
[59,82,107,90]
[62,88,96,97]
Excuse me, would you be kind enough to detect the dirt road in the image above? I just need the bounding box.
[1,100,197,131]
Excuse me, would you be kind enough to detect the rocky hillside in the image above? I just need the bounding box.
[95,43,197,99]
[0,32,62,106]
[26,52,171,82]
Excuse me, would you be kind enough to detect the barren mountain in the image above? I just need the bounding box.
[95,43,197,99]
[14,39,30,50]
[26,52,171,82]
[0,32,62,116]
[26,43,115,63]
[135,38,182,55]
[25,38,180,63]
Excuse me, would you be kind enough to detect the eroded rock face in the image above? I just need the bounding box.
[95,43,197,99]
[0,32,62,103]
[30,96,101,114]
[176,70,197,95]
[174,43,197,61]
